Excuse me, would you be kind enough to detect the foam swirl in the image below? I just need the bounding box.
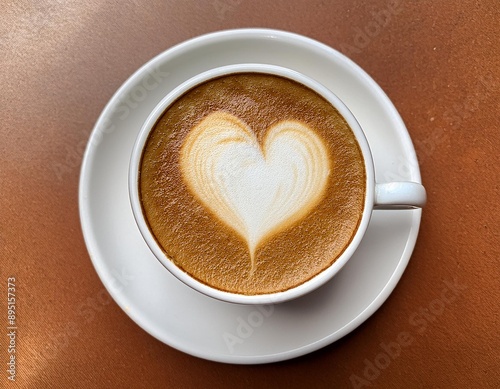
[180,111,331,271]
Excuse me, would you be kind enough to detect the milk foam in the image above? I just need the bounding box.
[180,111,330,270]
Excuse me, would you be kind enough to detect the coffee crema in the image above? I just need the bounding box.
[139,73,366,295]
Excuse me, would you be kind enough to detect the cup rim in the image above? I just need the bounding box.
[129,63,375,305]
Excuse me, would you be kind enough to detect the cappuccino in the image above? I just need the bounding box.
[139,73,366,295]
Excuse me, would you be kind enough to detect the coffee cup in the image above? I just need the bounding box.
[129,64,426,304]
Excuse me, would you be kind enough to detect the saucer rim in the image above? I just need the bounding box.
[79,28,422,364]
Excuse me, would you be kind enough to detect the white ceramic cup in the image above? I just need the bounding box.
[129,64,426,305]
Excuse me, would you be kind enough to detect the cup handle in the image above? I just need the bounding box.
[374,182,426,209]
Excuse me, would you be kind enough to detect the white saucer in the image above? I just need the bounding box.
[79,29,422,364]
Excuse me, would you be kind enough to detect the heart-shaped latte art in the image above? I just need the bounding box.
[180,111,331,270]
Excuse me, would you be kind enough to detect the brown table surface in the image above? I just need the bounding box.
[1,1,499,388]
